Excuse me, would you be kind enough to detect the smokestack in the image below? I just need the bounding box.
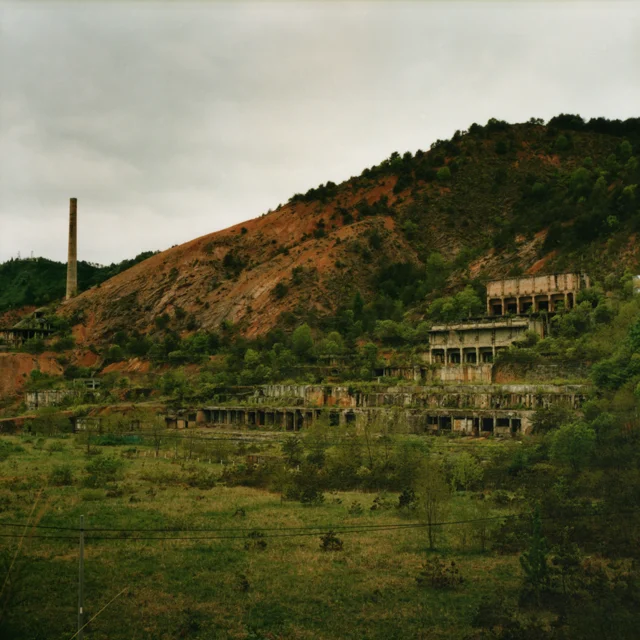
[66,198,78,300]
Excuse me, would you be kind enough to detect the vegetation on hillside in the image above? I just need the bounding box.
[0,251,157,314]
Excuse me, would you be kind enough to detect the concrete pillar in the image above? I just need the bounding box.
[66,198,78,300]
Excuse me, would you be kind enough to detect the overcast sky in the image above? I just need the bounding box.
[1,1,638,265]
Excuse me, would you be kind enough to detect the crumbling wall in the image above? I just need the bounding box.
[492,361,590,383]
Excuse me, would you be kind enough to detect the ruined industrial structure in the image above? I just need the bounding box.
[163,273,591,438]
[13,270,592,439]
[486,273,590,316]
[0,308,53,350]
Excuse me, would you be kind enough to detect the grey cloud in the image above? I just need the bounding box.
[1,1,638,264]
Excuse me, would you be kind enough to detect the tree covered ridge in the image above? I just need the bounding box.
[0,251,158,314]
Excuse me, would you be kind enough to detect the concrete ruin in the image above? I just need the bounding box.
[486,273,590,316]
[428,316,544,365]
[164,382,588,437]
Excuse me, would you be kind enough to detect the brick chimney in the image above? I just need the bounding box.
[66,198,78,300]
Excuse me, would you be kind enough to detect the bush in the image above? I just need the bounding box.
[49,464,74,486]
[320,531,344,552]
[397,488,417,511]
[347,500,364,516]
[273,281,289,299]
[416,557,463,589]
[84,456,125,488]
[436,166,451,181]
[244,530,267,551]
[81,489,105,502]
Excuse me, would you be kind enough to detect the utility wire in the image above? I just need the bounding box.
[0,510,635,541]
[0,515,511,533]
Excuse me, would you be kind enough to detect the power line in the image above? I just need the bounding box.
[0,516,509,534]
[0,509,636,540]
[0,521,499,542]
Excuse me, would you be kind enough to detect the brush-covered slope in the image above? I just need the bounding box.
[61,115,640,345]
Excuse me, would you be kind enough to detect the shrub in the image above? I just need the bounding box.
[436,166,451,181]
[416,557,463,589]
[49,464,74,486]
[81,489,105,502]
[244,530,267,551]
[320,531,344,552]
[273,282,289,299]
[397,488,417,511]
[370,493,394,511]
[84,456,125,488]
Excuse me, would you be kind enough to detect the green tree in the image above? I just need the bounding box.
[519,508,550,604]
[282,436,304,467]
[450,452,483,491]
[415,459,451,550]
[436,166,451,181]
[550,421,596,472]
[84,456,125,488]
[291,323,314,359]
[455,285,484,318]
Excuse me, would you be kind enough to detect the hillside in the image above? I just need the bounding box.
[60,115,640,347]
[0,252,158,314]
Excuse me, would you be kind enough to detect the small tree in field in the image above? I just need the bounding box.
[415,459,451,550]
[520,509,550,605]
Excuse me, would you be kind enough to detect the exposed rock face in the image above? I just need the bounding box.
[0,353,63,399]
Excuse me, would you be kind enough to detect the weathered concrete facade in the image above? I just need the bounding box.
[170,382,588,438]
[428,317,544,365]
[25,389,76,411]
[189,404,533,436]
[486,273,590,316]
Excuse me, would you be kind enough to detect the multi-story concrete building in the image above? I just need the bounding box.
[486,273,590,316]
[428,317,544,365]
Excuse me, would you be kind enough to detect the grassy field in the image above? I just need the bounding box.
[0,433,520,640]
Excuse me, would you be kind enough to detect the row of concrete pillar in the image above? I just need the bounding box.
[487,293,574,316]
[429,346,506,364]
[194,407,358,430]
[426,414,523,435]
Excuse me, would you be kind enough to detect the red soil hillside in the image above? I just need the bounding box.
[61,177,421,343]
[59,119,640,345]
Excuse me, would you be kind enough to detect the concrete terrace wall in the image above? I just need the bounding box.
[492,361,590,383]
[190,404,535,436]
[25,388,77,411]
[253,383,589,410]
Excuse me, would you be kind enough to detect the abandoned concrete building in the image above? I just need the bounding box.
[163,381,589,437]
[428,316,544,365]
[376,273,589,385]
[0,309,54,350]
[486,273,590,316]
[160,274,593,439]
